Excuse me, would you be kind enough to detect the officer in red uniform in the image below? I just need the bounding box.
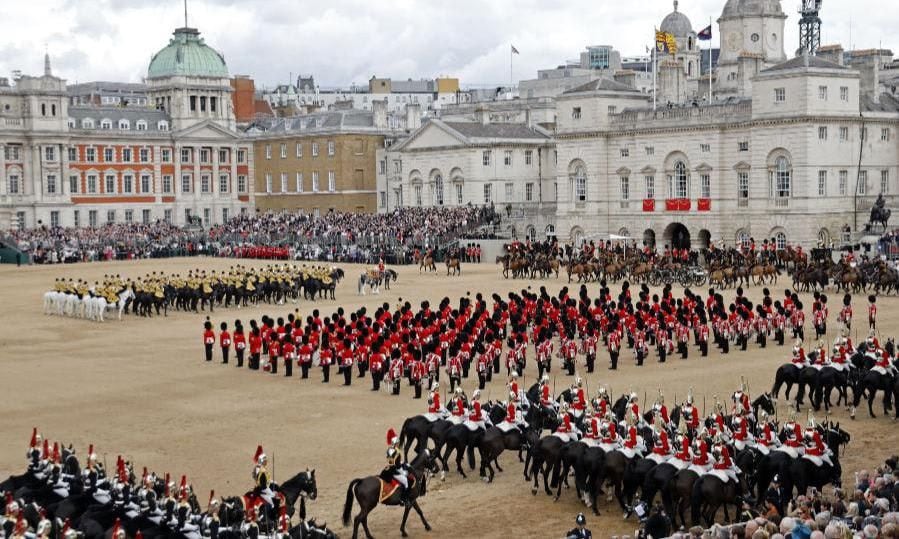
[233,322,247,368]
[203,320,215,362]
[249,327,262,370]
[868,295,877,330]
[340,339,354,386]
[219,322,231,364]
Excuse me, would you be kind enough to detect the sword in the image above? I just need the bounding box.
[272,452,275,484]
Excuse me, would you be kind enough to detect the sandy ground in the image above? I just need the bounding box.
[1,258,897,538]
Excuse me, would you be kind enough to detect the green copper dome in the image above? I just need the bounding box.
[147,27,228,79]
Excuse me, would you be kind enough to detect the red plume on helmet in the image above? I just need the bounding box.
[4,491,12,507]
[62,518,71,536]
[208,490,215,506]
[253,445,264,463]
[29,428,38,449]
[117,457,128,484]
[135,532,143,539]
[163,473,170,498]
[111,517,121,539]
[179,475,187,499]
[41,440,49,460]
[52,443,60,464]
[386,428,397,446]
[141,467,148,483]
[87,444,94,458]
[15,515,26,534]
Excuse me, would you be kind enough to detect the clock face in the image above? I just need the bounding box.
[751,33,760,43]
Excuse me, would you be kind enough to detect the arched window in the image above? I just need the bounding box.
[775,232,787,250]
[572,166,587,202]
[687,61,693,77]
[841,225,851,244]
[100,118,112,130]
[818,228,831,246]
[157,120,169,131]
[670,160,688,198]
[118,119,130,130]
[136,120,148,131]
[736,229,750,248]
[774,156,791,198]
[545,224,556,237]
[688,37,694,51]
[434,175,444,206]
[526,226,537,241]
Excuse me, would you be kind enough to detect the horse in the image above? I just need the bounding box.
[852,366,896,418]
[476,424,534,483]
[341,449,438,539]
[445,257,461,276]
[418,255,436,273]
[781,423,850,497]
[771,363,801,400]
[358,271,382,296]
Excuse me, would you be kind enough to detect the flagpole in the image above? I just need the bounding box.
[652,30,657,112]
[510,45,513,89]
[708,17,713,103]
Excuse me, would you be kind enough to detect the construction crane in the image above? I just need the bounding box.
[799,0,823,54]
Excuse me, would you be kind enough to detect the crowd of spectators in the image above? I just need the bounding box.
[615,457,899,539]
[6,205,497,265]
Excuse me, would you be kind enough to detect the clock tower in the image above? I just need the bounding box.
[716,0,787,98]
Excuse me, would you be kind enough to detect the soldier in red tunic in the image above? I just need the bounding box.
[249,326,262,370]
[203,320,215,362]
[339,338,354,386]
[233,322,247,368]
[219,322,231,364]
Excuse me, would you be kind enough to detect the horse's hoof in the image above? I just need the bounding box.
[553,496,560,502]
[531,487,538,495]
[440,471,446,482]
[401,532,408,538]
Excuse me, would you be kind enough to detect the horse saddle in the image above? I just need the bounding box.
[378,473,417,504]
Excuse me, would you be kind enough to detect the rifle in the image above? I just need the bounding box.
[272,452,276,483]
[703,394,707,417]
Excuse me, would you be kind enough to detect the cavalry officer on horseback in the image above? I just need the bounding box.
[732,378,752,420]
[539,374,555,412]
[709,434,740,483]
[26,428,43,474]
[802,414,834,468]
[682,389,700,434]
[381,429,411,507]
[791,339,807,367]
[424,382,445,421]
[650,391,669,425]
[754,410,779,455]
[464,390,488,432]
[777,412,804,458]
[251,446,278,507]
[873,348,897,377]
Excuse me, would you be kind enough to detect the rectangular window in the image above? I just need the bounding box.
[86,147,96,162]
[122,148,132,163]
[619,176,630,200]
[122,174,133,193]
[379,191,387,208]
[4,145,21,161]
[88,210,97,227]
[645,146,655,156]
[379,160,386,174]
[222,208,228,222]
[106,210,115,224]
[818,170,827,196]
[7,174,19,194]
[218,149,228,163]
[44,146,55,161]
[184,209,192,223]
[237,175,246,193]
[219,174,229,193]
[311,142,319,157]
[327,141,335,156]
[104,148,114,162]
[181,148,191,162]
[201,174,210,193]
[124,209,133,223]
[483,183,493,204]
[296,143,303,158]
[73,210,80,227]
[87,174,97,194]
[164,209,172,223]
[312,171,320,192]
[161,148,171,163]
[571,107,582,120]
[265,173,272,193]
[456,183,463,205]
[328,171,336,192]
[620,148,629,157]
[67,147,77,161]
[858,170,868,195]
[645,175,655,198]
[839,127,849,141]
[393,160,402,174]
[142,209,151,224]
[139,148,150,163]
[840,86,849,101]
[525,150,533,165]
[738,141,749,152]
[69,174,78,194]
[839,170,848,195]
[482,150,491,166]
[607,105,617,114]
[881,128,891,142]
[295,172,304,192]
[700,143,710,153]
[818,126,827,140]
[182,174,192,193]
[200,149,210,163]
[575,175,587,202]
[280,143,287,159]
[50,211,59,228]
[504,150,513,166]
[414,185,423,206]
[700,174,710,198]
[162,175,172,194]
[265,145,272,159]
[105,174,116,194]
[525,182,534,202]
[737,172,749,207]
[203,208,210,226]
[141,174,151,193]
[818,85,828,100]
[280,173,288,193]
[880,169,889,194]
[505,182,513,202]
[45,174,56,194]
[774,88,786,102]
[238,149,246,163]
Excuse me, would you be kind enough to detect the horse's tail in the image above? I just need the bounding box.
[466,443,475,470]
[690,476,704,525]
[398,418,410,449]
[342,478,361,527]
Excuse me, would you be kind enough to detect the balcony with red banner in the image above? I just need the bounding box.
[664,198,690,211]
[642,199,655,212]
[697,198,711,211]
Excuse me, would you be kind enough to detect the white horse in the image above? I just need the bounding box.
[357,270,381,296]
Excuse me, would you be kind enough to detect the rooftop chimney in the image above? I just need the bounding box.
[476,106,489,125]
[372,99,388,129]
[405,103,421,131]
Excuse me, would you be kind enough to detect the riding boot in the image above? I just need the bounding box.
[205,344,213,362]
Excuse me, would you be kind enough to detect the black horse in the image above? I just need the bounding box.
[341,449,439,539]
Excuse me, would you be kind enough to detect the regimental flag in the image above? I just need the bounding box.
[655,30,678,54]
[698,25,713,41]
[511,45,520,55]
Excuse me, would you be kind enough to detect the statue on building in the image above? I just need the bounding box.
[869,193,891,232]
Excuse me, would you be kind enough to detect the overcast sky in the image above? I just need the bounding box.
[1,0,895,89]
